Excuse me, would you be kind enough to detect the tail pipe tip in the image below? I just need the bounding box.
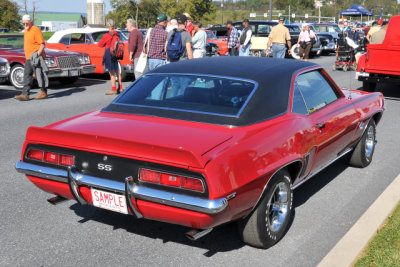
[185,228,213,241]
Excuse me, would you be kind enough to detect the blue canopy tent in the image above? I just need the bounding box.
[339,4,374,22]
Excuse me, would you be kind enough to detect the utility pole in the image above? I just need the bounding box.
[221,0,224,25]
[269,0,272,20]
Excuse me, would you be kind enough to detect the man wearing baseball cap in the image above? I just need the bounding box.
[266,16,292,58]
[14,14,47,101]
[144,13,168,71]
[239,19,252,56]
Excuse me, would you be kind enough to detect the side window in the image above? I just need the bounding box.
[59,34,71,45]
[291,84,308,115]
[256,24,271,36]
[92,32,107,42]
[70,34,88,44]
[296,71,340,114]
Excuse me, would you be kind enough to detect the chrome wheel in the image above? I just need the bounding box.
[365,125,376,159]
[266,182,289,232]
[10,65,25,89]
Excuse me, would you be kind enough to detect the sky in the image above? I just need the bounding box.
[23,0,112,14]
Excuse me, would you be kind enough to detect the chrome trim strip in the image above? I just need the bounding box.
[15,161,68,183]
[291,147,353,190]
[131,184,228,214]
[15,161,228,214]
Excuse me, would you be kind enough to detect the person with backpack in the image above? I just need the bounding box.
[144,14,168,71]
[98,19,123,95]
[165,14,193,62]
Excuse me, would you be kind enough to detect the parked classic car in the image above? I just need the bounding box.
[309,23,341,54]
[205,30,228,56]
[357,16,400,91]
[0,57,10,83]
[0,35,95,89]
[46,27,133,81]
[16,57,384,248]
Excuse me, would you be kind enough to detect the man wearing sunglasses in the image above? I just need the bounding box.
[15,14,47,101]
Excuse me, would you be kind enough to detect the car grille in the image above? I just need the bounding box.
[57,56,80,69]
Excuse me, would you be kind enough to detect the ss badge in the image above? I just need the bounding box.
[97,163,113,171]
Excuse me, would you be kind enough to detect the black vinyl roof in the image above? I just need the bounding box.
[104,57,319,126]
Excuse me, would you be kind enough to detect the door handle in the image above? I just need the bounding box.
[316,122,326,130]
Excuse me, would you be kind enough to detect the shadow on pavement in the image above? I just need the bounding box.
[47,87,86,98]
[0,88,20,100]
[70,203,245,256]
[293,157,349,208]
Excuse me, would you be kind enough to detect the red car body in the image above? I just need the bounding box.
[46,28,133,79]
[16,57,384,248]
[205,30,228,56]
[357,16,400,91]
[0,35,95,89]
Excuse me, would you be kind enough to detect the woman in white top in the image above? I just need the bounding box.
[296,24,316,61]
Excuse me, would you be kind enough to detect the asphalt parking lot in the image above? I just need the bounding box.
[1,55,399,266]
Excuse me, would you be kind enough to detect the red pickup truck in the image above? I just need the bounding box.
[357,15,400,91]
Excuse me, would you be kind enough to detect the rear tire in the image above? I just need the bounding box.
[349,120,376,168]
[238,169,293,248]
[363,81,376,92]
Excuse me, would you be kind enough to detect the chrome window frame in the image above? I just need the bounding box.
[113,73,259,119]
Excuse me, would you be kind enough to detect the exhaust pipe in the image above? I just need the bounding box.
[185,228,213,241]
[47,195,68,205]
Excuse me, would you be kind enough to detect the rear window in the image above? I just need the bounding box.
[116,74,257,117]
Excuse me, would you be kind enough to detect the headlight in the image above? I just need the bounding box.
[44,57,57,67]
[78,55,91,65]
[0,60,10,76]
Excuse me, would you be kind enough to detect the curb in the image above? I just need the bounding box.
[318,173,400,267]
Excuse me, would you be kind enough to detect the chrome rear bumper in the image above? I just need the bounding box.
[15,161,228,215]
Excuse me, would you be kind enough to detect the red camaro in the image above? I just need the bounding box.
[16,57,384,248]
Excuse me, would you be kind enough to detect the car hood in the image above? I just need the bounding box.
[0,48,83,57]
[26,110,233,169]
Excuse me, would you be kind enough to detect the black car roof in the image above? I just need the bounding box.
[105,57,319,126]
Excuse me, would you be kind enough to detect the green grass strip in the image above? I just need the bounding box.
[355,202,400,267]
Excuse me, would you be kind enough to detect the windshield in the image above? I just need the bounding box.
[0,35,24,49]
[116,74,256,117]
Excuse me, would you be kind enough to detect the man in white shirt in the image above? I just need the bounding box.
[239,19,252,56]
[192,21,207,58]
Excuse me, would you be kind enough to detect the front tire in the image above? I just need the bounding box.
[349,120,376,168]
[118,61,127,82]
[239,169,293,248]
[10,64,25,89]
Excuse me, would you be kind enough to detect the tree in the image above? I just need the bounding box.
[0,0,21,31]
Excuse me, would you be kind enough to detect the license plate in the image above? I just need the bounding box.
[69,69,79,76]
[91,188,128,214]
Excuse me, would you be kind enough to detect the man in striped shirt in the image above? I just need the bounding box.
[227,20,239,56]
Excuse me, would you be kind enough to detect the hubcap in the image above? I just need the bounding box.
[266,182,289,232]
[12,67,24,88]
[365,125,375,158]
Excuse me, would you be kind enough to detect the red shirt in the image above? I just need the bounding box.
[186,22,194,36]
[128,28,143,59]
[98,30,118,49]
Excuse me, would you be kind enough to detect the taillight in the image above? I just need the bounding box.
[181,176,204,192]
[139,168,205,192]
[139,169,160,183]
[27,149,43,160]
[160,173,180,188]
[44,152,59,164]
[26,148,74,166]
